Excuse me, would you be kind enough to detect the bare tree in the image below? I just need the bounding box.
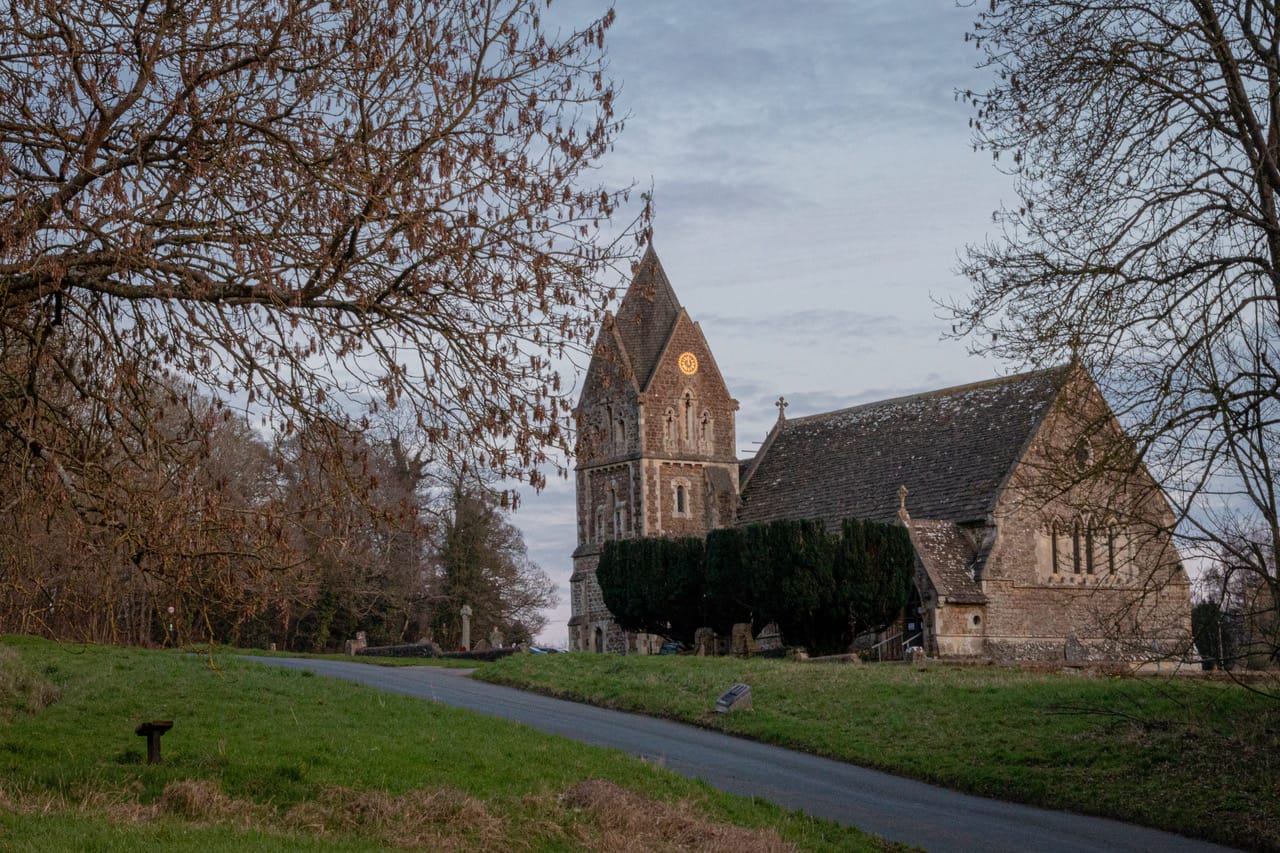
[1,0,643,519]
[0,338,301,645]
[954,1,1279,674]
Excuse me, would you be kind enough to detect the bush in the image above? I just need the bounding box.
[605,518,916,656]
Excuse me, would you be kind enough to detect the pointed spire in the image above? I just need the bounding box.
[612,243,682,389]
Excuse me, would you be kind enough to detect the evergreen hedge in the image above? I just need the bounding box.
[598,518,915,654]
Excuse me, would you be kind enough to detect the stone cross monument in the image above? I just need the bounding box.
[459,604,472,650]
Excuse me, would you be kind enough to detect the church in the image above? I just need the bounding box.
[568,247,1192,661]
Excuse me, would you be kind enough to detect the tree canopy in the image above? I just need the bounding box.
[1,0,642,504]
[955,0,1279,668]
[0,0,634,645]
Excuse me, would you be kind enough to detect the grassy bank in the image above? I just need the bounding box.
[0,636,895,852]
[477,654,1279,851]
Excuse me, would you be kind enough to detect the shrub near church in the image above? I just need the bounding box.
[596,518,914,656]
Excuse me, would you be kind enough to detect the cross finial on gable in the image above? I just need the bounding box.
[775,396,788,421]
[897,484,909,522]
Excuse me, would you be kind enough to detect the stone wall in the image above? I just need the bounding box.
[570,286,740,650]
[972,374,1192,662]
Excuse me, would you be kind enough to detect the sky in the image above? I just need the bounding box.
[519,1,1022,646]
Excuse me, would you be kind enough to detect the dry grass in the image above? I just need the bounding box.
[559,779,798,853]
[284,785,504,850]
[0,777,800,851]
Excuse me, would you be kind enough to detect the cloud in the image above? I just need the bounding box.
[701,308,906,345]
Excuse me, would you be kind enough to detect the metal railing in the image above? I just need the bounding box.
[871,630,923,662]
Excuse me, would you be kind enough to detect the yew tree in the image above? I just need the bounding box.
[956,0,1279,669]
[0,0,640,516]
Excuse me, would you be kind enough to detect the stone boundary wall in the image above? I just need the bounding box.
[356,642,441,658]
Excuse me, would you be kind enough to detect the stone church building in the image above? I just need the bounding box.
[568,247,1192,660]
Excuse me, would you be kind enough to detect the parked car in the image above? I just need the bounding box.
[658,641,683,655]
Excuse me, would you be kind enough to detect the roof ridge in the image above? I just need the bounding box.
[784,364,1071,425]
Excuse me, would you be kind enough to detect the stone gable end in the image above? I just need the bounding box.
[638,310,738,464]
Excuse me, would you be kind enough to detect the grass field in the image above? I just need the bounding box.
[0,636,898,852]
[477,653,1280,851]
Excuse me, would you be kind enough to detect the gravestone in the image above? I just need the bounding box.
[344,631,369,656]
[715,683,752,713]
[730,623,756,658]
[1064,631,1085,663]
[472,638,492,652]
[693,627,715,657]
[489,627,504,649]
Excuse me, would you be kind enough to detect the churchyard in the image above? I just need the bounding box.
[3,633,1275,851]
[0,636,892,852]
[478,653,1279,852]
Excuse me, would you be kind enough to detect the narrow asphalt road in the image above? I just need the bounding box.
[248,656,1233,853]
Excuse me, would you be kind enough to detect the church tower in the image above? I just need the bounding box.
[568,246,739,652]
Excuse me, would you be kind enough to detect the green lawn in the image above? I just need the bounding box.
[0,636,897,852]
[477,653,1280,852]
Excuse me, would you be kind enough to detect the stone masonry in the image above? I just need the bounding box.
[569,247,1192,661]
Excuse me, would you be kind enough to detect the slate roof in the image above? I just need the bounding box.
[613,245,682,390]
[908,519,988,604]
[738,366,1071,527]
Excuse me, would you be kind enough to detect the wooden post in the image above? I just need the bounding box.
[135,721,173,764]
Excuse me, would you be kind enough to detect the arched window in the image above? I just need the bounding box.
[611,487,625,539]
[1084,516,1096,575]
[698,409,712,451]
[682,391,694,443]
[1072,518,1082,574]
[671,479,691,518]
[663,407,677,449]
[1107,520,1117,574]
[1050,520,1061,574]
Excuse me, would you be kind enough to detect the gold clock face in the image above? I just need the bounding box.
[678,352,699,375]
